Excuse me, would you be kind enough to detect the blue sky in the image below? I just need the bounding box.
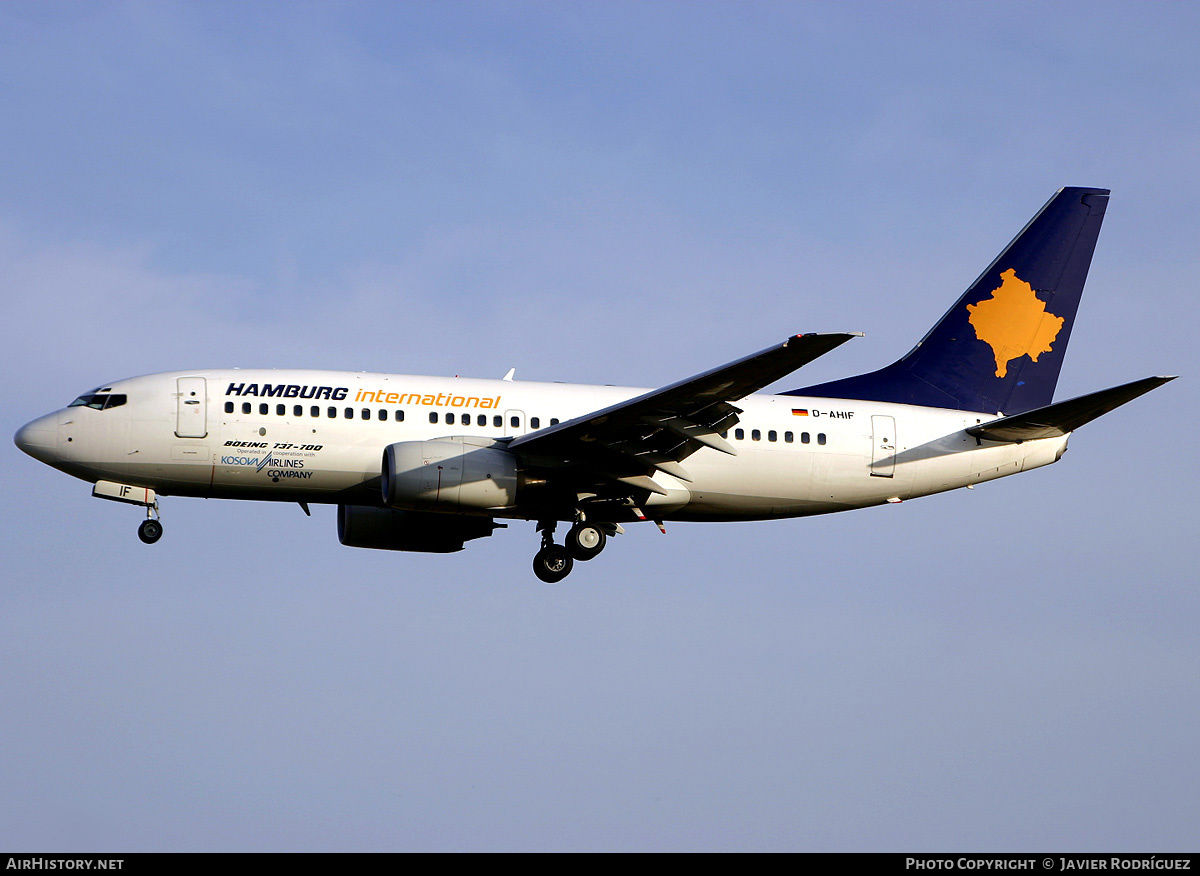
[2,1,1197,851]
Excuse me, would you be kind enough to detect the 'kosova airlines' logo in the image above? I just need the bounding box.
[219,452,313,481]
[219,452,304,472]
[966,268,1064,378]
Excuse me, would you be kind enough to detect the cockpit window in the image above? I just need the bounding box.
[68,393,127,410]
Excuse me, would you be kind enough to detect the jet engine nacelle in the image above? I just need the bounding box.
[337,504,499,553]
[382,437,520,512]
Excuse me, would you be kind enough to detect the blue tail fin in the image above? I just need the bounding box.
[788,187,1110,414]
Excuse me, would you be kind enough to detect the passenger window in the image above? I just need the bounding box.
[768,430,777,442]
[785,431,793,443]
[294,405,303,417]
[477,414,486,427]
[328,407,337,418]
[801,432,810,444]
[311,406,320,417]
[531,417,540,429]
[752,429,761,441]
[361,409,369,420]
[510,416,520,428]
[242,402,252,415]
[344,407,353,419]
[446,413,456,425]
[735,428,745,440]
[225,402,234,414]
[259,404,269,416]
[550,418,559,426]
[818,433,827,445]
[377,409,387,421]
[493,416,502,428]
[276,404,286,416]
[429,412,438,424]
[395,410,404,422]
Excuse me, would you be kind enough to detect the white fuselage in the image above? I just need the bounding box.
[16,369,1069,523]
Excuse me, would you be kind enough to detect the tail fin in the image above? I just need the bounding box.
[789,187,1110,414]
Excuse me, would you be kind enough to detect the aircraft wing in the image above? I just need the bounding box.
[966,375,1176,442]
[506,332,858,492]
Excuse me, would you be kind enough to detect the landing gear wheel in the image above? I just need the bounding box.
[533,545,574,583]
[138,519,163,544]
[567,523,606,561]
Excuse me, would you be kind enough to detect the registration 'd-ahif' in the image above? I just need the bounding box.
[15,188,1174,581]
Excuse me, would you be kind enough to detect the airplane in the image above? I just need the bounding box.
[14,187,1175,582]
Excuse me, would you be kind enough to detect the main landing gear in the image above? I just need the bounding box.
[532,542,572,584]
[532,519,609,583]
[137,504,163,544]
[566,522,606,561]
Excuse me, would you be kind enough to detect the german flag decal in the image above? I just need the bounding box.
[791,408,809,416]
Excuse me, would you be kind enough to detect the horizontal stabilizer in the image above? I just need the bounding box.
[966,376,1175,442]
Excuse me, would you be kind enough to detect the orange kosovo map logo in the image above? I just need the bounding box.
[966,268,1064,378]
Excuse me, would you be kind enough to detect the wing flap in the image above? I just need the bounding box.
[615,475,669,496]
[639,414,738,456]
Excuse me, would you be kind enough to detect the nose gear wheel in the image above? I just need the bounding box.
[138,518,163,544]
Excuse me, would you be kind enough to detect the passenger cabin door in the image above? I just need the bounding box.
[176,377,208,438]
[870,414,896,478]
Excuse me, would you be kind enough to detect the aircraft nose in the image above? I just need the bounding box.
[14,413,59,464]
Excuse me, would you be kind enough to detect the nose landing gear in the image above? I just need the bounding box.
[137,503,163,544]
[137,518,163,544]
